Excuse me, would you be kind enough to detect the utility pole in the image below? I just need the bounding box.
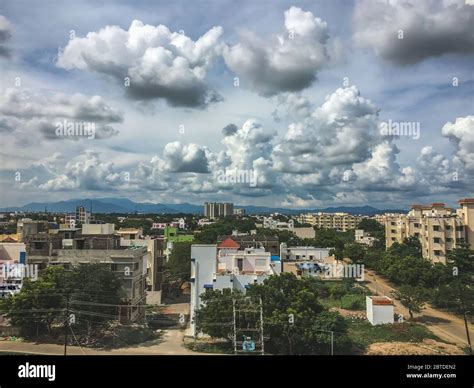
[64,297,69,356]
[232,298,237,355]
[259,297,264,356]
[462,308,472,355]
[330,331,334,356]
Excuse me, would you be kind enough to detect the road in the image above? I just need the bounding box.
[364,269,473,348]
[0,329,199,356]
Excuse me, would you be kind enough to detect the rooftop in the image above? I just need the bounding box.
[218,237,240,249]
[369,296,394,306]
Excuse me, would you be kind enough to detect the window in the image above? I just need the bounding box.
[433,225,440,232]
[433,237,441,244]
[391,229,396,233]
[391,222,396,226]
[434,250,442,256]
[456,226,464,232]
[391,237,396,241]
[414,223,420,228]
[445,225,452,231]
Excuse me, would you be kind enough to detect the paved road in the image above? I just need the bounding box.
[364,269,473,348]
[0,329,199,356]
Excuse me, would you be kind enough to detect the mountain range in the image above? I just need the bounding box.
[2,198,406,215]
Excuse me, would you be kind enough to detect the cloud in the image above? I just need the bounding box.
[57,20,224,108]
[221,119,276,170]
[0,15,12,57]
[442,116,474,172]
[223,6,331,96]
[353,0,474,65]
[39,151,122,191]
[0,88,123,141]
[222,123,238,137]
[273,86,381,173]
[162,141,210,173]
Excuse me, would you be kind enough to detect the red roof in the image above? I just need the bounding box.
[218,238,240,249]
[1,236,18,242]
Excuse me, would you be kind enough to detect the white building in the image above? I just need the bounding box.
[280,243,333,262]
[190,239,281,335]
[366,296,394,325]
[355,229,376,246]
[263,217,294,231]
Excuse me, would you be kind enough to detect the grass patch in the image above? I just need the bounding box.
[185,340,233,354]
[320,294,366,310]
[347,319,440,353]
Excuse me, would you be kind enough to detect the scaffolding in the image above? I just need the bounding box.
[232,297,264,355]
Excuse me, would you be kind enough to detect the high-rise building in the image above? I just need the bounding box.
[204,202,234,219]
[385,199,474,264]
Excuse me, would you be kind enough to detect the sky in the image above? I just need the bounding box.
[0,0,473,209]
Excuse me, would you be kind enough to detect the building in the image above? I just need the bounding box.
[355,229,376,246]
[203,202,234,219]
[293,227,316,239]
[263,217,294,230]
[17,219,49,242]
[296,212,365,231]
[385,199,474,264]
[234,208,245,216]
[64,206,92,227]
[0,241,26,263]
[190,241,281,335]
[0,241,27,298]
[217,234,279,255]
[25,224,147,321]
[366,296,394,325]
[118,229,165,302]
[280,244,333,262]
[280,244,332,275]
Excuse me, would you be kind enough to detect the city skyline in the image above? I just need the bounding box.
[1,0,473,210]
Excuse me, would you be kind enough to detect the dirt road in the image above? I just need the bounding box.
[0,329,199,356]
[364,269,473,348]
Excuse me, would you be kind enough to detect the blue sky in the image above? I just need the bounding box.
[0,0,473,209]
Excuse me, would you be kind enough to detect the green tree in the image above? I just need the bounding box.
[330,284,346,308]
[69,264,124,329]
[392,286,430,320]
[195,273,352,354]
[344,243,366,263]
[166,241,192,285]
[0,266,71,335]
[1,264,125,336]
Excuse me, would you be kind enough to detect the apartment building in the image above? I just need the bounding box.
[296,212,364,231]
[64,206,92,227]
[355,229,376,247]
[25,224,147,321]
[190,240,281,335]
[385,199,474,264]
[203,202,234,219]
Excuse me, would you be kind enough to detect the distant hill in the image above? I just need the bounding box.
[2,198,406,215]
